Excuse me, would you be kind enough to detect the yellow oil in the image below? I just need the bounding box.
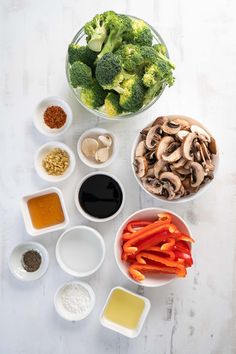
[103,288,145,329]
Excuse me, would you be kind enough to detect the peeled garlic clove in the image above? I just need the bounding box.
[95,147,110,163]
[81,138,99,158]
[98,134,112,147]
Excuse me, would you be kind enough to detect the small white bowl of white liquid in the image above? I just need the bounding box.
[56,226,106,277]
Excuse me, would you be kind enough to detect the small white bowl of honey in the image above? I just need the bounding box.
[100,286,150,338]
[21,187,69,236]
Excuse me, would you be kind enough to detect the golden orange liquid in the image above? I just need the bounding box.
[103,288,145,329]
[27,193,65,229]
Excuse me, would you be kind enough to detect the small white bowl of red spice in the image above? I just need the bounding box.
[114,208,194,287]
[34,96,73,137]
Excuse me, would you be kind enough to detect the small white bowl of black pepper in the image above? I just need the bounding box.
[8,242,49,281]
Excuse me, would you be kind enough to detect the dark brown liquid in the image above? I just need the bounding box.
[79,174,123,218]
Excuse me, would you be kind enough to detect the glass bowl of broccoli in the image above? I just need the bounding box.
[66,11,175,120]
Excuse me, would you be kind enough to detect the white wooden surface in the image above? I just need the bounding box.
[1,0,236,353]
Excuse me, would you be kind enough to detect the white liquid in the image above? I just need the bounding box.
[59,229,103,273]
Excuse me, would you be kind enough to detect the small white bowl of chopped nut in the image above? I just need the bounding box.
[34,141,76,182]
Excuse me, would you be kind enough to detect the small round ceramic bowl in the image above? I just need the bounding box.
[131,115,219,204]
[8,242,49,281]
[114,207,192,287]
[34,96,72,137]
[77,127,119,169]
[56,226,105,277]
[34,141,76,183]
[54,281,95,321]
[74,171,125,222]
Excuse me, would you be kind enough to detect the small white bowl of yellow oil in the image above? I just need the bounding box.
[100,286,150,338]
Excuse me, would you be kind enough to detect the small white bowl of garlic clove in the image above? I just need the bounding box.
[77,128,119,169]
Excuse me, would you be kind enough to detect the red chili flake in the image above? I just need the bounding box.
[43,106,67,129]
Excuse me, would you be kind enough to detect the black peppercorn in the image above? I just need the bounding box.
[22,250,42,272]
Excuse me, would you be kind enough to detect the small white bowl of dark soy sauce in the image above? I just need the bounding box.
[74,172,125,222]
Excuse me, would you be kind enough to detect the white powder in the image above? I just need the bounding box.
[61,284,91,314]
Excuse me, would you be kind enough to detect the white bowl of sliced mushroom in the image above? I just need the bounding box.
[131,115,219,203]
[77,128,118,169]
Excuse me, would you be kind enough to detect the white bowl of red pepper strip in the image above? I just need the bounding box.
[8,242,49,281]
[34,96,73,137]
[114,208,194,287]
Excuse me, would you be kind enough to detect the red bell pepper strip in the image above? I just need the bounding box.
[174,240,191,254]
[161,238,175,251]
[135,252,186,277]
[175,233,195,243]
[122,232,134,241]
[174,251,193,267]
[157,213,172,223]
[126,220,153,233]
[129,263,186,282]
[132,232,173,255]
[123,223,177,255]
[146,246,175,260]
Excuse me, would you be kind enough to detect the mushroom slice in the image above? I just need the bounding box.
[98,134,112,147]
[146,167,155,177]
[176,130,189,141]
[140,127,150,137]
[152,116,168,127]
[134,157,148,178]
[192,140,202,162]
[145,124,162,150]
[135,140,147,157]
[95,147,110,163]
[156,136,174,160]
[162,120,181,135]
[182,177,199,194]
[172,157,186,169]
[190,162,205,187]
[176,167,191,175]
[190,125,211,142]
[172,118,190,130]
[153,160,168,178]
[162,142,182,163]
[160,172,182,193]
[142,177,163,195]
[174,185,185,199]
[209,137,217,155]
[182,132,196,160]
[145,149,157,165]
[161,182,176,200]
[81,138,99,158]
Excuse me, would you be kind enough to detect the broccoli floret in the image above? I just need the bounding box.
[84,13,108,52]
[140,46,158,65]
[142,57,175,105]
[69,61,93,88]
[114,44,143,73]
[125,18,153,46]
[104,92,123,117]
[153,43,167,56]
[95,52,131,92]
[80,80,107,109]
[119,75,145,112]
[96,13,132,61]
[143,59,175,88]
[68,44,97,66]
[143,81,163,106]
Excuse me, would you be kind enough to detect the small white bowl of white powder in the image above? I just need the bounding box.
[54,281,95,321]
